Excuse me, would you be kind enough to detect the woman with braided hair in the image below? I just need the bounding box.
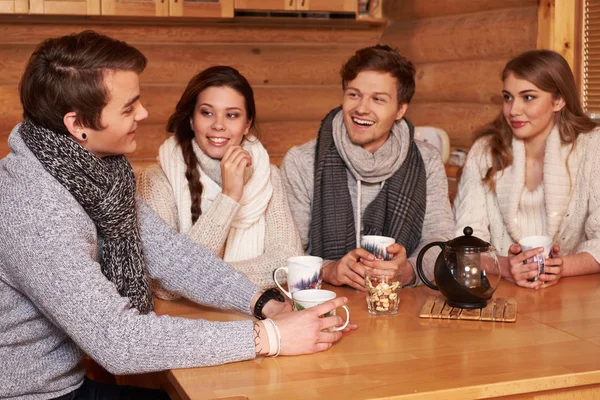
[0,31,354,400]
[137,66,303,299]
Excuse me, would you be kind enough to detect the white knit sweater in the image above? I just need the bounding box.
[453,126,600,262]
[518,184,546,237]
[137,163,303,289]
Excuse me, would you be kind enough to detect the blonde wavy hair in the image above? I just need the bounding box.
[474,50,597,191]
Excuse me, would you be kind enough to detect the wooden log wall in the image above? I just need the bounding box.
[0,18,383,166]
[381,0,539,149]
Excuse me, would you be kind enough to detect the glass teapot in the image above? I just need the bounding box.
[416,227,501,309]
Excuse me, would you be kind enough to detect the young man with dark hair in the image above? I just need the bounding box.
[0,31,352,400]
[281,45,454,290]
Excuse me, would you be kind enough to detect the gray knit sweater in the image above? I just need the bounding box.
[0,127,260,399]
[280,138,454,286]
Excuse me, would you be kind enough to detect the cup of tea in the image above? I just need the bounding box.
[292,289,350,331]
[274,256,323,299]
[361,235,395,261]
[518,235,553,282]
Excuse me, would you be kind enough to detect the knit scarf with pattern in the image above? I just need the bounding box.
[19,120,153,314]
[309,107,427,260]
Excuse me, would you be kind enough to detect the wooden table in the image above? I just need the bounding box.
[155,276,600,400]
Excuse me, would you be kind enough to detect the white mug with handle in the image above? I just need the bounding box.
[274,256,323,299]
[292,289,350,331]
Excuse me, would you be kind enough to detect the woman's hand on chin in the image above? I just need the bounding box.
[220,145,252,202]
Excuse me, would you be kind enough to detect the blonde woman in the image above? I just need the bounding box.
[454,50,600,289]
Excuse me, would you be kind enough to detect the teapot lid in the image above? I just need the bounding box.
[447,227,491,252]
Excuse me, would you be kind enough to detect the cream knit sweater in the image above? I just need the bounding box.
[137,163,303,289]
[453,126,600,262]
[518,184,546,237]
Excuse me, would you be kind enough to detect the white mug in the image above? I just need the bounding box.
[361,235,395,261]
[519,235,553,282]
[292,289,350,332]
[274,256,323,299]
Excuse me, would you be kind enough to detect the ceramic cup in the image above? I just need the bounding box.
[292,289,350,331]
[274,256,323,299]
[518,235,553,282]
[361,235,395,261]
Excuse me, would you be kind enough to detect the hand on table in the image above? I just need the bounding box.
[272,297,358,355]
[539,245,563,288]
[507,244,548,289]
[360,243,415,286]
[261,296,293,318]
[322,248,375,291]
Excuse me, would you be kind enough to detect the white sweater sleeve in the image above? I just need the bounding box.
[452,139,493,243]
[575,135,600,263]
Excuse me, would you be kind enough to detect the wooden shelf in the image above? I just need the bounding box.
[0,12,386,26]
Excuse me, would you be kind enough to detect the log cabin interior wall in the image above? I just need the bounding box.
[0,0,544,165]
[0,18,383,167]
[380,0,539,149]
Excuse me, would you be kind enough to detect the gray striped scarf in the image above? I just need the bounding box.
[19,120,153,314]
[309,107,427,260]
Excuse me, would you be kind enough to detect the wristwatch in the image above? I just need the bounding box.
[253,288,285,320]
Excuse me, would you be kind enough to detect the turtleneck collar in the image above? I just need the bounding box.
[192,139,222,186]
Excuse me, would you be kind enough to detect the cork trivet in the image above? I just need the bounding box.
[493,298,506,321]
[460,308,481,320]
[448,306,462,319]
[419,296,517,322]
[503,299,517,322]
[419,296,436,318]
[430,297,445,318]
[440,303,453,318]
[480,301,495,321]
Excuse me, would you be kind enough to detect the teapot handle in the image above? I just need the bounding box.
[416,241,446,291]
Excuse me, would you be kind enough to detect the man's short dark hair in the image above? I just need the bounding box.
[340,44,416,105]
[19,30,147,135]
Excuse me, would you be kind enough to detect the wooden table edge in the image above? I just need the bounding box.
[163,368,600,400]
[368,370,600,400]
[158,278,600,400]
[165,370,191,400]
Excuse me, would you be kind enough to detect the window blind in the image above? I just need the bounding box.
[583,0,600,116]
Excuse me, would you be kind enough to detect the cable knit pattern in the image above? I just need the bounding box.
[453,126,600,263]
[137,159,303,291]
[518,184,546,237]
[280,138,454,287]
[494,126,574,242]
[0,126,260,400]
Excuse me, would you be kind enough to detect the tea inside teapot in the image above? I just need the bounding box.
[448,249,498,298]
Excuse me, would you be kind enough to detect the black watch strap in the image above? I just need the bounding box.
[253,288,285,320]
